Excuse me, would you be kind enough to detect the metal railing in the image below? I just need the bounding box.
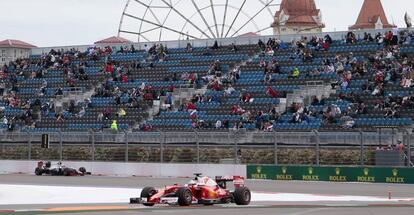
[31,27,414,55]
[0,130,412,167]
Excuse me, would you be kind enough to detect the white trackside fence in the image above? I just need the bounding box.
[0,160,246,178]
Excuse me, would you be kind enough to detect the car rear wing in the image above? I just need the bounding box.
[215,176,245,189]
[37,161,51,168]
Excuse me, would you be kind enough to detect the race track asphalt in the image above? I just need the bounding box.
[0,174,414,215]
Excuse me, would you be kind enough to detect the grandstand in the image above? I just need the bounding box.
[2,29,414,134]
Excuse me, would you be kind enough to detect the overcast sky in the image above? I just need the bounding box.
[1,0,413,47]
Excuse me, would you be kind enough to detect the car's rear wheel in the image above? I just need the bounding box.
[63,168,70,176]
[141,187,156,206]
[233,187,251,205]
[176,187,192,206]
[35,168,43,176]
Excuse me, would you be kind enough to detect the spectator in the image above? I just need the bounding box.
[186,41,193,51]
[363,32,374,42]
[346,32,356,43]
[56,113,64,122]
[186,101,197,111]
[121,74,128,83]
[400,76,413,88]
[215,120,222,129]
[384,107,396,118]
[266,86,278,98]
[77,107,86,118]
[117,108,127,118]
[97,112,104,122]
[230,43,238,52]
[291,68,300,78]
[67,100,76,114]
[2,116,8,126]
[224,85,236,95]
[212,41,219,50]
[398,141,405,151]
[240,91,252,103]
[263,73,272,83]
[103,107,113,120]
[258,39,266,51]
[111,120,118,131]
[271,61,281,74]
[55,88,63,96]
[341,116,355,129]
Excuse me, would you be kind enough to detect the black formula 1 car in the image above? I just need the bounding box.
[35,161,91,176]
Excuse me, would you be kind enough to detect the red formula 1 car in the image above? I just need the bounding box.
[130,174,251,206]
[35,161,90,176]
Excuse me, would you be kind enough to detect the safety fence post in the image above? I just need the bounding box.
[409,132,412,167]
[227,131,231,161]
[314,130,320,166]
[125,132,129,163]
[28,132,32,160]
[195,131,200,164]
[59,131,63,161]
[0,136,3,157]
[274,132,278,165]
[91,131,95,161]
[360,130,364,166]
[406,130,412,167]
[234,131,238,165]
[160,131,164,163]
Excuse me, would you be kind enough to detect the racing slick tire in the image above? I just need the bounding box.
[233,187,251,205]
[63,168,70,176]
[35,167,43,176]
[177,187,192,206]
[79,167,86,174]
[140,187,156,206]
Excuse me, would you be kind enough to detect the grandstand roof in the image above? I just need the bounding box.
[273,0,323,27]
[94,36,132,44]
[238,32,259,37]
[349,0,396,30]
[0,39,36,49]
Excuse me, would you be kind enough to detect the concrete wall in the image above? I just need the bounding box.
[0,160,246,178]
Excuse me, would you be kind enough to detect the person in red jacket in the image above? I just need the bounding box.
[266,86,278,98]
[187,102,197,111]
[231,105,238,115]
[105,63,114,73]
[211,81,221,91]
[105,46,113,54]
[121,74,128,83]
[241,92,252,103]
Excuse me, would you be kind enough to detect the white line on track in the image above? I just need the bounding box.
[284,208,327,215]
[1,184,413,205]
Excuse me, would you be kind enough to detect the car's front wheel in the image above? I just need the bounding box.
[141,187,156,206]
[35,167,43,176]
[79,167,86,174]
[176,187,192,206]
[233,187,251,205]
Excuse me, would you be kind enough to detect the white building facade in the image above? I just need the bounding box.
[0,40,36,65]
